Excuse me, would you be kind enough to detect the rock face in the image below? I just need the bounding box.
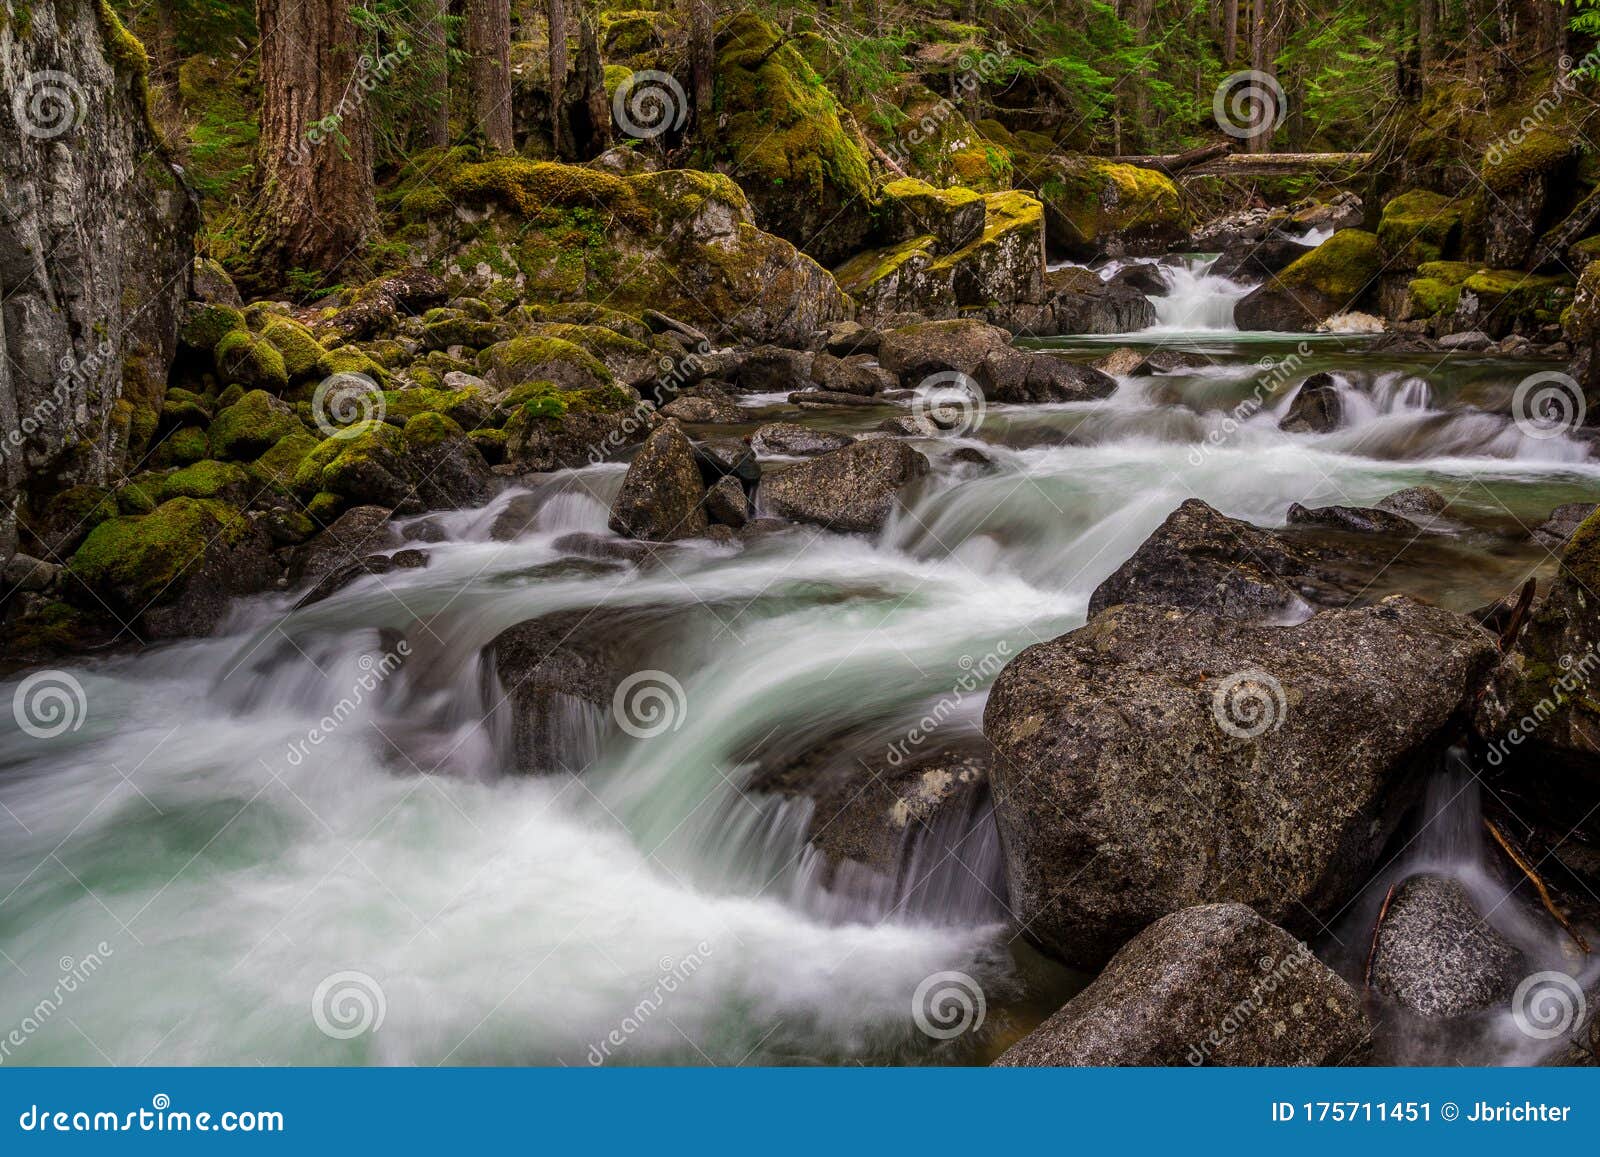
[1476,507,1600,788]
[760,440,929,534]
[1088,499,1361,621]
[1371,875,1526,1018]
[752,423,854,457]
[1531,502,1597,549]
[995,904,1369,1066]
[1211,232,1316,281]
[0,0,198,566]
[608,421,708,541]
[983,597,1497,968]
[1279,373,1343,433]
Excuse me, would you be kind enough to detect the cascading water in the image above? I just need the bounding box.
[4,292,1599,1067]
[1147,255,1256,331]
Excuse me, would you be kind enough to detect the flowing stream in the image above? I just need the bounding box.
[3,261,1598,1065]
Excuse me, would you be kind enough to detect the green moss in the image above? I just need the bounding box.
[306,491,343,523]
[40,485,118,538]
[518,302,651,342]
[292,420,405,496]
[315,345,389,385]
[600,10,670,56]
[478,335,614,389]
[927,191,1042,274]
[447,159,646,227]
[180,304,246,351]
[261,318,325,379]
[604,64,634,99]
[468,427,508,464]
[252,431,320,484]
[420,311,509,351]
[156,459,251,501]
[1377,190,1463,266]
[209,389,304,460]
[1462,268,1573,326]
[380,386,487,428]
[151,426,211,467]
[401,411,465,450]
[399,186,452,222]
[1484,128,1575,193]
[1276,229,1384,301]
[1,599,94,654]
[68,497,247,609]
[835,235,936,292]
[214,330,289,392]
[115,481,158,515]
[1025,154,1186,253]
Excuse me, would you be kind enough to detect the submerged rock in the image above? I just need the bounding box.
[983,597,1497,968]
[995,904,1369,1066]
[1530,502,1597,549]
[291,505,397,581]
[1371,875,1526,1019]
[1286,502,1421,536]
[1376,486,1452,519]
[760,440,929,534]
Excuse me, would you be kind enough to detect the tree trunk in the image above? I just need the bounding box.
[416,0,451,148]
[242,0,376,292]
[467,0,513,150]
[1417,0,1435,69]
[547,0,570,157]
[688,0,715,138]
[577,1,611,156]
[1247,0,1281,154]
[1222,0,1238,63]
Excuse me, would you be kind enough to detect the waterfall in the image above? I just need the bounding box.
[1148,255,1255,332]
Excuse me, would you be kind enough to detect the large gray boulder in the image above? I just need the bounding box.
[972,349,1118,404]
[608,420,709,541]
[995,904,1369,1066]
[1371,874,1526,1018]
[875,319,1012,383]
[983,597,1498,968]
[760,440,929,534]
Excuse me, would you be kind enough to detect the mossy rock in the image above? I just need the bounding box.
[600,9,672,57]
[31,484,119,555]
[1484,128,1576,194]
[253,431,321,485]
[875,178,987,250]
[868,86,1012,194]
[420,309,512,351]
[160,392,212,431]
[243,301,291,331]
[1278,229,1384,300]
[478,335,614,392]
[1377,190,1462,268]
[156,459,253,503]
[1462,268,1573,330]
[517,302,652,342]
[67,497,250,611]
[603,64,633,99]
[261,318,327,380]
[315,345,390,385]
[497,378,636,424]
[214,330,289,393]
[115,481,158,515]
[446,158,646,228]
[179,303,245,353]
[380,386,490,429]
[468,427,508,464]
[291,420,409,503]
[715,13,874,266]
[151,425,211,467]
[1024,154,1188,260]
[209,388,305,460]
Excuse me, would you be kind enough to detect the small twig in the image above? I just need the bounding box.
[1483,818,1591,954]
[1497,577,1537,653]
[1364,882,1396,991]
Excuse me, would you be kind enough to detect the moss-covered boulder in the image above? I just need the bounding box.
[1482,128,1577,269]
[214,330,289,393]
[1456,268,1573,337]
[874,178,987,251]
[155,459,253,504]
[65,497,279,638]
[151,426,211,468]
[23,484,118,557]
[261,318,326,381]
[503,381,645,473]
[715,13,874,267]
[254,431,321,485]
[1235,229,1384,332]
[179,303,245,353]
[1377,190,1462,268]
[478,335,615,393]
[420,307,514,352]
[209,389,305,460]
[863,86,1013,194]
[836,190,1045,320]
[1016,152,1188,260]
[292,415,494,516]
[380,385,491,429]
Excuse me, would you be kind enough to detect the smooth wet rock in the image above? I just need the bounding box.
[1439,330,1493,351]
[1088,499,1360,620]
[1376,486,1451,519]
[1280,373,1342,434]
[691,439,761,491]
[809,353,895,397]
[608,421,708,541]
[704,476,750,529]
[660,394,742,423]
[1211,231,1314,281]
[995,904,1369,1066]
[789,389,887,409]
[294,549,430,609]
[729,346,815,392]
[973,348,1118,404]
[760,440,930,534]
[1287,502,1421,536]
[983,597,1497,968]
[752,423,854,457]
[1371,874,1526,1019]
[1106,262,1167,295]
[291,505,398,581]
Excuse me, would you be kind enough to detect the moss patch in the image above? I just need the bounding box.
[209,389,304,460]
[1378,190,1463,267]
[68,497,247,609]
[1276,229,1384,301]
